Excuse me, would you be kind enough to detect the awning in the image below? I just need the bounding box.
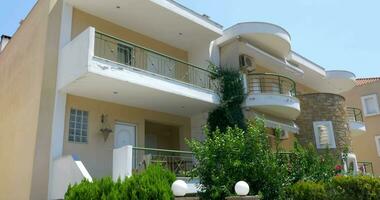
[264,119,299,134]
[250,112,299,133]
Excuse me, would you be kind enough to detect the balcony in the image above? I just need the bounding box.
[347,107,366,136]
[57,27,219,116]
[94,31,215,90]
[244,73,301,120]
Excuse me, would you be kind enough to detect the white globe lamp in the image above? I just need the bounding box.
[235,181,249,196]
[171,180,188,197]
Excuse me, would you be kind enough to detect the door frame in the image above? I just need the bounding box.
[114,121,138,148]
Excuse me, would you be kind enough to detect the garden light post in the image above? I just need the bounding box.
[172,180,188,197]
[235,181,250,196]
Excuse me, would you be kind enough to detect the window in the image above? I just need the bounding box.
[69,108,88,143]
[375,136,380,157]
[313,121,336,149]
[361,94,380,116]
[117,43,133,65]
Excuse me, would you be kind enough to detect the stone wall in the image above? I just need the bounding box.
[295,93,351,154]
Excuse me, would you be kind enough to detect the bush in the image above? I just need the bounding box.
[188,119,286,200]
[65,165,176,200]
[283,142,338,184]
[285,181,327,200]
[328,176,380,200]
[285,176,380,200]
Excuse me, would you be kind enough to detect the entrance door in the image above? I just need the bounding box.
[114,123,136,149]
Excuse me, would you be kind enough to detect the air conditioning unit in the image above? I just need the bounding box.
[239,54,255,72]
[279,130,289,140]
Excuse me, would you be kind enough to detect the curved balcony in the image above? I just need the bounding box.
[244,73,300,120]
[347,107,366,136]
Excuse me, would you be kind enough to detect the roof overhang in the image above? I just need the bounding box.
[289,52,356,93]
[215,22,291,58]
[211,22,356,94]
[65,0,223,52]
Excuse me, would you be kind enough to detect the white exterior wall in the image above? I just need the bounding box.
[220,41,240,70]
[48,3,73,199]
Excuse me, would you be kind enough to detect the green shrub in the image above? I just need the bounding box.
[188,119,286,200]
[65,165,176,200]
[327,175,380,200]
[285,181,327,200]
[283,142,338,184]
[285,176,380,200]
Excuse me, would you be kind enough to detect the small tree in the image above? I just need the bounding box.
[188,119,286,200]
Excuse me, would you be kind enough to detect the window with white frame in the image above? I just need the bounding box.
[361,94,380,116]
[313,121,336,149]
[375,136,380,157]
[68,108,88,143]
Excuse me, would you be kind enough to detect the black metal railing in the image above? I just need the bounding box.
[94,31,216,90]
[132,147,194,176]
[347,107,364,122]
[357,161,374,175]
[246,73,297,97]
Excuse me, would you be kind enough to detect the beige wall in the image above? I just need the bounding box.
[0,0,64,199]
[71,9,188,61]
[342,82,380,175]
[63,95,191,178]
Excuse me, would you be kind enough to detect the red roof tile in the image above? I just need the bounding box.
[356,77,380,86]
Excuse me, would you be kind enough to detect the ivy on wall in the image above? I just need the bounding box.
[207,63,246,133]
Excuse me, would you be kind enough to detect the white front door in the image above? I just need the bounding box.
[114,123,136,149]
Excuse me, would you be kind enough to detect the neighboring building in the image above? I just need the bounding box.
[0,0,360,199]
[342,78,380,175]
[0,35,11,52]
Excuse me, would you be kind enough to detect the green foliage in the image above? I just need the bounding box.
[188,118,343,200]
[328,175,380,200]
[188,119,286,200]
[285,176,380,200]
[65,165,176,200]
[285,181,327,200]
[283,142,338,184]
[207,64,246,133]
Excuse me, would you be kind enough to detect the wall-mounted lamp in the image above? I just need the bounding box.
[100,114,112,141]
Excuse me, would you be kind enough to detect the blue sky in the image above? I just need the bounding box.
[1,0,379,78]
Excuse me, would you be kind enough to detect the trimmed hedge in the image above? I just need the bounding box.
[65,165,176,200]
[286,181,327,200]
[286,176,380,200]
[329,175,380,200]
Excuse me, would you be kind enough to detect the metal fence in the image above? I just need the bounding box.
[132,147,194,176]
[94,31,215,90]
[346,107,364,122]
[357,161,374,175]
[246,73,297,96]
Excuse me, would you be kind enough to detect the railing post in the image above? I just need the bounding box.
[278,76,282,94]
[242,74,248,94]
[112,145,133,181]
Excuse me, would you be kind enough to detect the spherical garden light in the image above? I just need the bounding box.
[171,180,188,197]
[234,181,249,196]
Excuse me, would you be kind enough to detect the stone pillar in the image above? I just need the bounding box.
[295,93,351,154]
